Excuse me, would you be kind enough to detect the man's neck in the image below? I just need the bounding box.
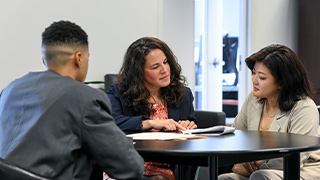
[48,66,78,81]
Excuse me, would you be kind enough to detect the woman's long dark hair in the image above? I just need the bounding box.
[117,37,186,116]
[245,44,314,111]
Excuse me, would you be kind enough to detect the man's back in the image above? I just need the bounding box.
[0,70,144,179]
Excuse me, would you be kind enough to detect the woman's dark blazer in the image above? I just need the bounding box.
[107,83,197,134]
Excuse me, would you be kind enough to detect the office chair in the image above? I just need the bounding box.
[223,34,238,85]
[195,110,226,128]
[104,74,118,91]
[193,110,230,180]
[0,158,52,180]
[180,111,226,180]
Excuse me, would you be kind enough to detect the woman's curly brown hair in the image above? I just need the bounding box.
[117,37,186,116]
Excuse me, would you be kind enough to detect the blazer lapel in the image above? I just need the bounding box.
[168,104,179,120]
[269,110,286,132]
[248,98,284,132]
[250,99,263,130]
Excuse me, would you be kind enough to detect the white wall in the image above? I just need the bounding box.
[250,0,298,53]
[159,0,195,92]
[0,0,195,92]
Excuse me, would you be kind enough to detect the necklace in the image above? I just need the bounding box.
[264,102,277,118]
[150,95,157,104]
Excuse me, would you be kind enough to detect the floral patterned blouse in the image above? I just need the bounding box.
[103,102,175,180]
[144,101,175,180]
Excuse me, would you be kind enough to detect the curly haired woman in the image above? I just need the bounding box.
[107,37,197,180]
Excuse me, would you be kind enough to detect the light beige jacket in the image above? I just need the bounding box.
[233,92,320,179]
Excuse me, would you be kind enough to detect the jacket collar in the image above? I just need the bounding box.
[249,97,287,132]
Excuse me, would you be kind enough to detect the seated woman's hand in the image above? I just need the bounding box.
[178,120,197,129]
[232,161,262,177]
[145,119,187,131]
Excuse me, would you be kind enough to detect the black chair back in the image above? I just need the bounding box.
[104,74,118,91]
[195,110,226,128]
[0,158,52,180]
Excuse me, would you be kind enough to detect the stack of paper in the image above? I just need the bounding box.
[127,132,204,140]
[181,125,235,136]
[127,126,235,140]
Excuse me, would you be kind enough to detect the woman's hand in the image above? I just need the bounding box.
[178,120,197,130]
[143,119,187,131]
[232,161,262,177]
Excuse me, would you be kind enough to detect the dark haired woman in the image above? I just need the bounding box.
[218,44,320,180]
[107,37,197,180]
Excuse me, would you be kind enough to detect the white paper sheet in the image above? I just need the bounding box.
[181,125,235,136]
[127,132,197,140]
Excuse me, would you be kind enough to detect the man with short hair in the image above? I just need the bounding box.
[0,20,144,180]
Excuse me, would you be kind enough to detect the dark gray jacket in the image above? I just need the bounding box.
[0,70,144,180]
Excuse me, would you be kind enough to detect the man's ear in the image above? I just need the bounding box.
[42,57,49,69]
[42,57,46,66]
[74,51,82,67]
